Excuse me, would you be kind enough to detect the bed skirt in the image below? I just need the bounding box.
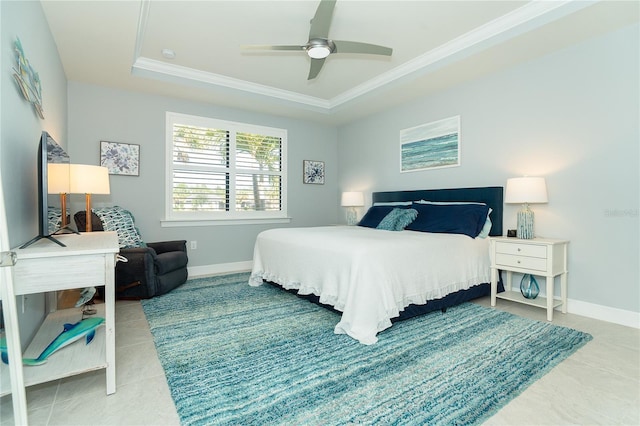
[265,274,504,325]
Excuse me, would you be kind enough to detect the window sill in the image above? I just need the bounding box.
[160,217,292,227]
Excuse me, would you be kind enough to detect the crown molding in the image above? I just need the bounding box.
[132,0,596,114]
[131,57,331,111]
[329,0,595,108]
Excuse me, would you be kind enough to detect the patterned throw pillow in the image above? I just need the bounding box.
[93,206,145,248]
[376,208,418,231]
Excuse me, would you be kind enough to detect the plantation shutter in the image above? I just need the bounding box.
[167,113,287,219]
[235,132,282,212]
[172,124,229,212]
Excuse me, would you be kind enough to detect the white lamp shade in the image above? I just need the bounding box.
[505,177,548,204]
[70,164,111,194]
[47,163,70,194]
[341,191,364,207]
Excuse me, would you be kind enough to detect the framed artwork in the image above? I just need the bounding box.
[400,115,460,173]
[100,141,140,176]
[303,160,325,184]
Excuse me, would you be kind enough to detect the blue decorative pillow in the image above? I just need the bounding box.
[377,208,418,231]
[416,201,493,238]
[93,206,146,248]
[358,205,397,228]
[406,203,490,238]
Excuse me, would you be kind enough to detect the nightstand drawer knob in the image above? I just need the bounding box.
[517,248,521,252]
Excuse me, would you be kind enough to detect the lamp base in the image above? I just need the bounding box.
[516,204,534,239]
[85,193,93,232]
[59,193,68,228]
[346,208,358,226]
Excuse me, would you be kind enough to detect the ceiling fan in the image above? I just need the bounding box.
[241,0,393,80]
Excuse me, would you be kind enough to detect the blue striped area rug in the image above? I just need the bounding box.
[141,272,592,426]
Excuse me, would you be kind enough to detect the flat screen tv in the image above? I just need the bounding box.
[20,131,71,249]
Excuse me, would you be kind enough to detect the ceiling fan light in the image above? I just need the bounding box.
[307,45,331,59]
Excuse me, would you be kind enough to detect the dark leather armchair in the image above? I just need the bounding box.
[75,211,188,299]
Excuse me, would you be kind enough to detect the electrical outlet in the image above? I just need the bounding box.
[190,241,197,250]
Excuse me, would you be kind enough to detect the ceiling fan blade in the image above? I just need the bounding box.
[241,44,304,52]
[308,58,326,80]
[332,40,393,56]
[309,0,336,39]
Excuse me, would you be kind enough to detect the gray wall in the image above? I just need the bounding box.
[337,24,639,313]
[67,82,338,267]
[1,0,68,347]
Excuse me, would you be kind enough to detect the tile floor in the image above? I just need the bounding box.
[1,295,638,425]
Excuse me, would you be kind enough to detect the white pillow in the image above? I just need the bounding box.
[372,201,413,206]
[416,200,485,205]
[477,208,493,238]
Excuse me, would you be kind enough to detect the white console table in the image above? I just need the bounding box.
[0,232,119,424]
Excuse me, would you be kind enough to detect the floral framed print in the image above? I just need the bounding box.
[100,141,140,176]
[400,115,460,172]
[303,160,325,184]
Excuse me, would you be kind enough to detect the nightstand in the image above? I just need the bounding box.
[489,237,569,321]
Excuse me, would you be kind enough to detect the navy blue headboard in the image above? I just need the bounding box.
[371,186,504,236]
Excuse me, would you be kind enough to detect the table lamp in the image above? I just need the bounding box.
[70,164,110,232]
[505,177,548,239]
[47,163,70,228]
[341,191,364,225]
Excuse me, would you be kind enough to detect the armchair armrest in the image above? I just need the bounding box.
[147,240,187,255]
[119,246,157,260]
[115,247,157,298]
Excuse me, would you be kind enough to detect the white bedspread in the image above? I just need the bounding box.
[249,226,491,344]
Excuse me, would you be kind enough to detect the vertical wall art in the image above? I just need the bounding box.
[100,141,140,176]
[303,160,325,184]
[400,116,460,172]
[12,38,44,119]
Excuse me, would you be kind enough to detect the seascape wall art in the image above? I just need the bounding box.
[400,116,460,172]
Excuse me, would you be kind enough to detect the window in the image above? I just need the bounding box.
[165,112,287,224]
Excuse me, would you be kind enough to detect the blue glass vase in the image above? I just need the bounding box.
[520,274,539,299]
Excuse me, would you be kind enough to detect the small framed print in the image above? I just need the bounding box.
[100,141,140,176]
[303,160,325,184]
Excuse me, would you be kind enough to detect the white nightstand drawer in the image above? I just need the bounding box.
[495,253,547,272]
[495,241,547,258]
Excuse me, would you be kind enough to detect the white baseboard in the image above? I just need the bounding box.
[567,298,640,329]
[188,261,640,329]
[188,261,252,278]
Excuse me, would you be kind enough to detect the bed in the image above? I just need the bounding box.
[249,186,504,344]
